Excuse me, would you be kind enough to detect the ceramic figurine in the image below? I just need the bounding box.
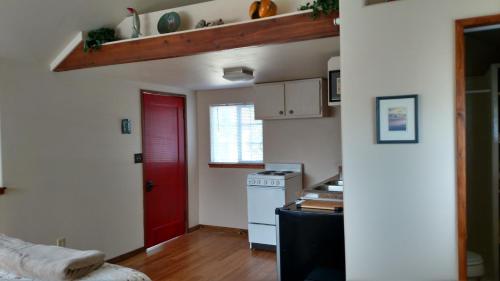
[207,19,224,27]
[196,19,207,29]
[127,7,141,38]
[195,19,224,28]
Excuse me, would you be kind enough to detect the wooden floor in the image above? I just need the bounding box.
[118,228,277,281]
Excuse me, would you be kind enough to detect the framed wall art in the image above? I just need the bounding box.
[376,95,418,144]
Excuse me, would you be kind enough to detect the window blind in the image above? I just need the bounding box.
[210,104,263,163]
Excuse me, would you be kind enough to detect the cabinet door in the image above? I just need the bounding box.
[285,79,322,118]
[254,83,285,120]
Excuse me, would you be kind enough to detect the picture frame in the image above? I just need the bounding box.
[376,95,419,144]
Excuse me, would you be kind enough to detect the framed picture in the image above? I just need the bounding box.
[376,95,418,144]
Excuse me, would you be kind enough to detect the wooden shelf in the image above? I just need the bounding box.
[52,11,339,72]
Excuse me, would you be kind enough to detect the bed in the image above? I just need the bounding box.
[0,263,152,281]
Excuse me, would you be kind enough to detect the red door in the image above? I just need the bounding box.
[142,91,186,248]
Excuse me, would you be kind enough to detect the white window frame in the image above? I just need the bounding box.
[209,103,263,165]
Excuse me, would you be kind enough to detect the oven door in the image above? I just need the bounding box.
[247,186,285,225]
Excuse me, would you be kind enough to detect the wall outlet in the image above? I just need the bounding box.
[56,238,66,247]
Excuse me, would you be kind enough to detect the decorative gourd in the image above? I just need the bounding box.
[249,0,277,19]
[259,0,277,18]
[249,1,261,19]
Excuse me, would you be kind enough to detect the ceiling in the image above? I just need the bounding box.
[78,37,340,91]
[0,0,211,64]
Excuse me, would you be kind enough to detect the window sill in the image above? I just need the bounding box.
[208,163,265,169]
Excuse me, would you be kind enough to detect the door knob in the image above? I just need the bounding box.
[289,110,294,114]
[145,180,155,192]
[279,110,284,115]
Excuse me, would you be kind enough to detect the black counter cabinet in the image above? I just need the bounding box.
[275,203,345,281]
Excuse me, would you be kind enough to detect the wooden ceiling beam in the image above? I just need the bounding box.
[53,12,339,72]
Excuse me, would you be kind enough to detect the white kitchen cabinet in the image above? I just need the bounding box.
[254,78,328,120]
[285,79,322,118]
[254,83,285,119]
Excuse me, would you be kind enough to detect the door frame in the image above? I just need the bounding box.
[456,13,500,281]
[140,89,189,248]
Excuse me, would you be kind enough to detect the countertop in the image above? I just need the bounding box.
[277,202,344,215]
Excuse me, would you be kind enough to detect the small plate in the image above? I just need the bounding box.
[157,12,181,34]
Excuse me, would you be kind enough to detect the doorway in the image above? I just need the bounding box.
[456,14,500,281]
[141,90,187,248]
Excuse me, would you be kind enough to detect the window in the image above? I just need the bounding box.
[210,104,263,164]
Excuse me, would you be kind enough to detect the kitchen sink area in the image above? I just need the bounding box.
[313,180,344,192]
[300,175,344,202]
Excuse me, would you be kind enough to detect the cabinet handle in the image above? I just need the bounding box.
[289,110,294,115]
[279,111,284,115]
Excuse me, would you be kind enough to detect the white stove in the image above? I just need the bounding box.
[247,163,303,249]
[247,171,300,187]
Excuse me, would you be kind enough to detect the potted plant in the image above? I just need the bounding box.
[299,0,339,19]
[83,28,118,53]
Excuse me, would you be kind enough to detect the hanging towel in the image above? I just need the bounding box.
[0,234,105,281]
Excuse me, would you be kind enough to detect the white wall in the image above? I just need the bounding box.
[0,61,198,259]
[116,0,309,39]
[264,115,342,186]
[197,87,342,229]
[341,0,500,280]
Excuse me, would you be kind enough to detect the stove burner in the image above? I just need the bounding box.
[257,170,296,176]
[258,171,276,175]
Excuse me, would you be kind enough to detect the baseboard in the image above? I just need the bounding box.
[198,224,248,235]
[188,225,201,233]
[107,247,145,264]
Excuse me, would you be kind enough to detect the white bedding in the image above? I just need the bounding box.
[0,263,151,281]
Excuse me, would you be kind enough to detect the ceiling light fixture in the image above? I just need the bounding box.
[223,67,255,82]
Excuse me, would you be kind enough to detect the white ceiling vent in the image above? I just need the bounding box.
[223,67,255,82]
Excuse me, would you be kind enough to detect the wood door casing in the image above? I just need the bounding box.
[142,91,187,248]
[456,13,500,281]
